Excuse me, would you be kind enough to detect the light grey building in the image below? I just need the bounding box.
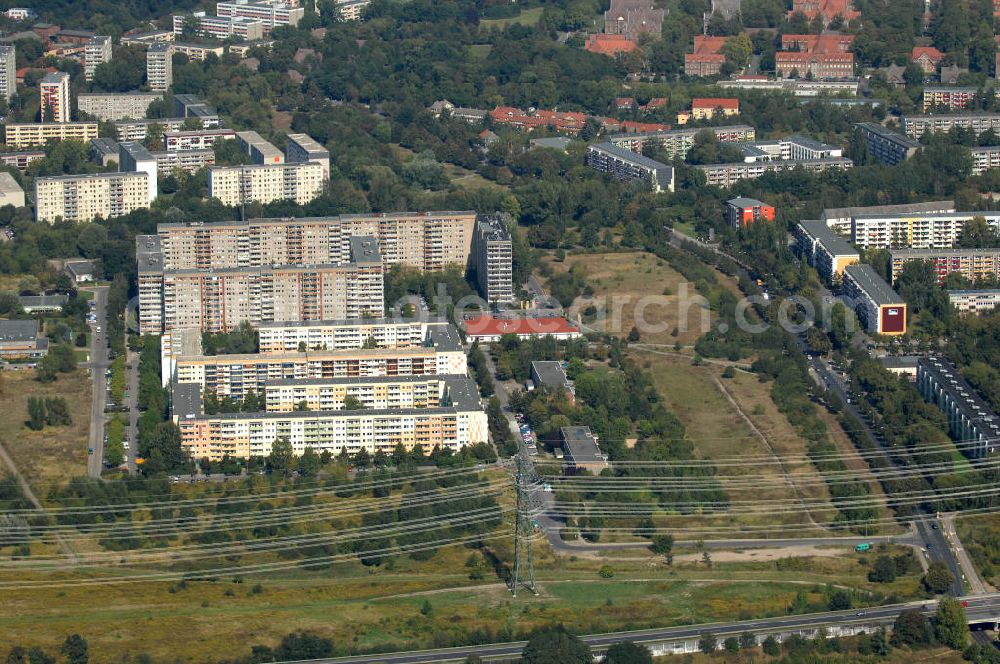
[472,214,514,305]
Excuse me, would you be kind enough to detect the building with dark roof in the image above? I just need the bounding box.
[586,142,674,193]
[530,361,574,403]
[19,294,67,313]
[561,426,608,473]
[918,356,1000,458]
[842,263,907,335]
[472,214,514,305]
[0,319,46,359]
[855,123,920,166]
[795,219,860,283]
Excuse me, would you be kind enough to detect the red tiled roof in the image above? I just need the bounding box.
[911,46,944,62]
[464,315,581,338]
[781,33,854,53]
[691,35,727,54]
[585,33,640,57]
[692,97,739,110]
[619,120,671,133]
[790,0,859,21]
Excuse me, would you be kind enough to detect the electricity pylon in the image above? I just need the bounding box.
[511,451,537,597]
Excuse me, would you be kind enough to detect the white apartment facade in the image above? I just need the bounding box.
[34,172,150,223]
[0,45,16,102]
[4,122,98,148]
[208,162,324,207]
[77,92,162,122]
[146,42,173,92]
[851,212,1000,250]
[84,36,111,81]
[39,72,70,123]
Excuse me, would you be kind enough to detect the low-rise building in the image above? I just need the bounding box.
[917,356,1000,458]
[34,171,150,223]
[584,33,640,57]
[725,197,775,228]
[18,294,67,313]
[561,426,608,473]
[171,42,226,60]
[948,289,1000,314]
[4,122,97,148]
[208,162,324,207]
[0,172,24,208]
[472,213,514,305]
[677,97,739,124]
[530,360,574,402]
[795,219,860,283]
[89,137,120,167]
[855,122,921,165]
[842,263,907,335]
[65,260,96,283]
[78,92,163,121]
[0,150,45,171]
[890,247,1000,284]
[684,36,726,77]
[464,315,582,343]
[586,142,674,193]
[0,319,47,360]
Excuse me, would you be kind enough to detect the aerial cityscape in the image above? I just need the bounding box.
[5,0,1000,662]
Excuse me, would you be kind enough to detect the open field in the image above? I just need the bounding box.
[480,7,543,29]
[636,352,839,536]
[0,370,90,487]
[0,539,928,661]
[547,251,742,346]
[391,143,508,192]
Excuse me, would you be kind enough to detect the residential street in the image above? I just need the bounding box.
[85,286,109,479]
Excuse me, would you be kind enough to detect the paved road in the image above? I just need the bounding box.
[916,515,965,596]
[85,286,109,479]
[283,594,1000,664]
[124,348,139,475]
[943,512,991,595]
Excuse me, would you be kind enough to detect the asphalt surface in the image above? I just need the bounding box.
[916,515,965,596]
[85,286,109,479]
[125,348,139,475]
[282,594,1000,664]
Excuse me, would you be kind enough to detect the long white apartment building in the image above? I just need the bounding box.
[285,133,329,178]
[152,211,478,273]
[606,125,756,160]
[948,289,1000,314]
[334,0,370,20]
[257,318,450,354]
[34,171,150,223]
[586,142,675,193]
[0,45,16,102]
[118,142,158,205]
[724,134,843,163]
[971,146,1000,175]
[216,0,304,31]
[172,13,265,41]
[263,374,465,412]
[115,116,221,142]
[795,219,860,284]
[139,235,384,334]
[172,375,485,461]
[3,122,98,148]
[162,323,467,398]
[208,162,324,207]
[164,128,236,151]
[77,92,162,121]
[152,148,215,174]
[696,157,853,188]
[902,114,1000,140]
[821,201,955,236]
[851,211,1000,250]
[83,36,111,81]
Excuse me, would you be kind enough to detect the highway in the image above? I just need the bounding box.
[281,594,1000,664]
[85,286,109,479]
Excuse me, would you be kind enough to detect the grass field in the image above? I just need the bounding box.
[479,7,543,28]
[0,538,928,661]
[0,370,90,487]
[548,251,742,346]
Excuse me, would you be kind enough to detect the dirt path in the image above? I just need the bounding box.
[0,440,77,564]
[713,376,829,533]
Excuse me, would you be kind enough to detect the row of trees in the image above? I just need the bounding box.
[25,396,71,431]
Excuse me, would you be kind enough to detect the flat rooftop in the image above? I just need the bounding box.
[286,133,329,156]
[822,200,954,220]
[136,235,163,273]
[589,141,672,171]
[349,236,381,264]
[531,360,570,389]
[919,355,1000,443]
[856,122,921,147]
[0,171,23,196]
[561,426,604,465]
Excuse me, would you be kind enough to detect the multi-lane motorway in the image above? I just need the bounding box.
[277,595,1000,664]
